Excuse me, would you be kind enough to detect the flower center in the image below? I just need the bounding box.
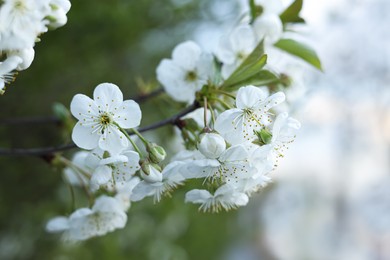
[14,0,27,10]
[185,71,197,82]
[99,113,112,125]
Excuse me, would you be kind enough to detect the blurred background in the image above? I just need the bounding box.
[0,0,389,259]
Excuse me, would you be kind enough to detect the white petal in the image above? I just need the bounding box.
[93,83,124,112]
[181,159,219,179]
[131,181,160,201]
[262,92,285,111]
[198,133,226,159]
[185,189,212,203]
[72,122,100,150]
[236,85,267,109]
[172,41,201,70]
[70,94,99,121]
[99,155,128,165]
[215,35,235,64]
[253,14,283,44]
[91,165,112,187]
[98,125,128,155]
[230,25,256,54]
[219,145,248,162]
[46,217,69,233]
[114,100,142,129]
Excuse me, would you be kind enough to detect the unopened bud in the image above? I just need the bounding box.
[255,128,272,145]
[147,143,166,163]
[198,133,226,159]
[140,161,162,183]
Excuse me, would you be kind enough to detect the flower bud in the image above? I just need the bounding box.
[140,161,162,183]
[255,128,272,145]
[198,133,226,159]
[146,143,166,163]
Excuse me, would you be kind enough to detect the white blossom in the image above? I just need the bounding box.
[182,141,256,184]
[156,41,213,103]
[0,0,48,50]
[88,148,141,192]
[131,161,185,202]
[253,13,283,44]
[46,195,127,241]
[214,85,285,145]
[70,83,142,155]
[215,25,257,79]
[197,133,226,159]
[185,184,249,212]
[268,112,301,167]
[0,56,22,94]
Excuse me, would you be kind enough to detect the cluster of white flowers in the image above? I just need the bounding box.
[0,0,71,94]
[46,0,317,241]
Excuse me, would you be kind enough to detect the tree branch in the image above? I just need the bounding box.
[0,88,164,126]
[0,102,199,157]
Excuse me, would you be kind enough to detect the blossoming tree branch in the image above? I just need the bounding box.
[0,0,321,241]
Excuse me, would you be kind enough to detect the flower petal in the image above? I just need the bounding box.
[172,41,201,70]
[185,189,212,203]
[98,125,128,155]
[236,85,267,109]
[70,94,99,121]
[72,122,100,150]
[114,100,142,129]
[93,83,124,112]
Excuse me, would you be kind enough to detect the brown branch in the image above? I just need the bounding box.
[0,102,200,157]
[0,88,164,126]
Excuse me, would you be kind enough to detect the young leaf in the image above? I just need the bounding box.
[223,70,280,91]
[274,38,323,70]
[220,40,267,89]
[279,0,305,24]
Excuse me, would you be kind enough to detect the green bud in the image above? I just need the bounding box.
[140,160,161,175]
[53,102,71,121]
[254,128,273,145]
[146,143,166,163]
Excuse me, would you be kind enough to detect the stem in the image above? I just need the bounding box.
[210,97,233,110]
[208,103,216,125]
[131,128,148,145]
[119,128,143,157]
[212,89,236,99]
[66,181,76,212]
[203,96,208,128]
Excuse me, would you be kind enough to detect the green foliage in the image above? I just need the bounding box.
[279,0,305,24]
[220,41,267,90]
[274,38,323,70]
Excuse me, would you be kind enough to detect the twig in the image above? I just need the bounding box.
[0,102,199,157]
[0,88,164,126]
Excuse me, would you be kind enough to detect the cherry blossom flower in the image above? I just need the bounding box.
[181,133,256,184]
[156,41,213,103]
[46,195,127,241]
[70,83,141,155]
[185,184,249,213]
[131,161,185,202]
[214,25,257,78]
[214,85,285,145]
[0,56,22,94]
[253,13,283,44]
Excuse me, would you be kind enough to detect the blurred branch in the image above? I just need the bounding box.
[0,87,164,126]
[0,102,199,157]
[0,116,61,126]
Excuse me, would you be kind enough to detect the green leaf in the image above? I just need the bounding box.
[223,70,280,91]
[279,0,305,24]
[220,40,267,89]
[274,38,323,70]
[249,0,263,22]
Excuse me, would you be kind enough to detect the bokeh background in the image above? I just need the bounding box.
[0,0,389,259]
